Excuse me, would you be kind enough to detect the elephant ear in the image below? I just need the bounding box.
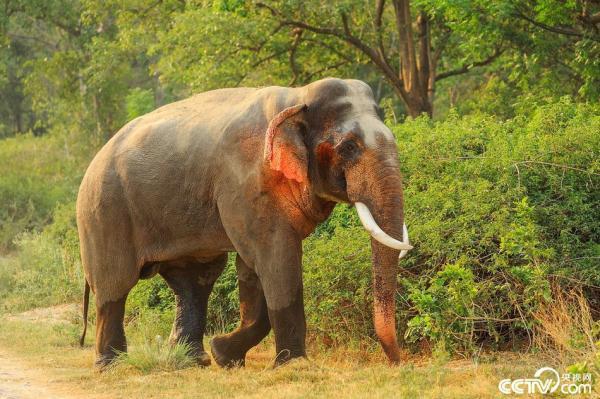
[264,104,308,184]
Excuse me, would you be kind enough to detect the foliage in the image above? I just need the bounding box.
[303,223,373,345]
[1,0,597,135]
[126,255,240,335]
[125,88,155,120]
[405,260,478,353]
[0,129,90,251]
[394,99,598,352]
[0,202,82,311]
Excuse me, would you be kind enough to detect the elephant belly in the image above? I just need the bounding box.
[134,210,236,265]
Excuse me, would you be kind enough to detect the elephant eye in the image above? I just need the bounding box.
[338,139,359,159]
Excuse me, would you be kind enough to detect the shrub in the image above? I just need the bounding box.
[0,130,90,251]
[392,99,598,352]
[125,88,155,120]
[0,202,83,311]
[303,214,373,346]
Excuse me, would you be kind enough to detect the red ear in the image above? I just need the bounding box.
[264,104,308,184]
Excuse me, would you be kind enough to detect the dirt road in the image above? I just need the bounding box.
[0,304,86,399]
[0,350,63,399]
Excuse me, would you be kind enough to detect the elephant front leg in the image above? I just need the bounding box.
[217,197,308,367]
[210,254,271,367]
[160,255,226,366]
[263,271,306,365]
[257,240,307,366]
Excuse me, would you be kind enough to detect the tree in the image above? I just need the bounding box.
[152,0,599,117]
[254,1,507,117]
[510,0,600,100]
[145,0,508,117]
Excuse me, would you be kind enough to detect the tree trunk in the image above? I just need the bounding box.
[392,83,432,118]
[392,1,434,118]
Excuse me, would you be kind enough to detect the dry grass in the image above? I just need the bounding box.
[534,286,599,366]
[0,317,596,399]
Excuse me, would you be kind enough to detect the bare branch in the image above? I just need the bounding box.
[375,0,385,29]
[256,1,278,16]
[337,11,407,97]
[304,60,350,82]
[513,160,599,176]
[516,11,586,38]
[302,38,355,62]
[436,47,504,81]
[374,0,389,63]
[288,29,303,85]
[255,2,409,101]
[251,49,288,68]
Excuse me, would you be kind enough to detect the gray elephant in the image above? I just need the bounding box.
[77,78,412,369]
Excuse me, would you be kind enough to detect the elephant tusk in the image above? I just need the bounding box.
[354,202,413,259]
[398,223,410,259]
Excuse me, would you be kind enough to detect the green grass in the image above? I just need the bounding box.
[112,339,197,373]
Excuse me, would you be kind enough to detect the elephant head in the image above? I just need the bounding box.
[263,78,413,363]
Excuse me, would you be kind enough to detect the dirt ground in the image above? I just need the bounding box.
[0,349,73,399]
[0,304,87,399]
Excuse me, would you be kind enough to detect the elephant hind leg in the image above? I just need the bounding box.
[210,254,271,368]
[160,254,227,366]
[95,294,128,369]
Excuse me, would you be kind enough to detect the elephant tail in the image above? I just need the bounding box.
[79,279,90,347]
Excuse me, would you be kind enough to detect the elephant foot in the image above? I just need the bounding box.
[194,350,212,367]
[210,337,245,368]
[94,353,119,371]
[273,349,306,368]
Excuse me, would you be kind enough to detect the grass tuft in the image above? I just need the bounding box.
[111,336,196,373]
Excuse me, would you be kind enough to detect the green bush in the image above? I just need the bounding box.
[0,130,89,251]
[301,98,598,353]
[125,88,155,120]
[0,202,83,311]
[394,99,598,352]
[303,220,373,345]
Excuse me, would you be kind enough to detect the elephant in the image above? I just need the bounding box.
[76,77,413,369]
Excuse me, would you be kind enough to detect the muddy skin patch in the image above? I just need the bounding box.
[266,292,307,366]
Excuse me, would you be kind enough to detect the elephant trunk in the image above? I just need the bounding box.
[371,236,402,363]
[351,164,409,364]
